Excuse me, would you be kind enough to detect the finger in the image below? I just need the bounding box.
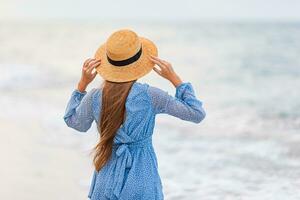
[91,58,101,63]
[89,60,101,68]
[88,59,100,67]
[85,58,97,69]
[91,70,97,78]
[87,62,101,73]
[149,57,167,69]
[95,63,101,69]
[150,55,163,63]
[92,60,101,66]
[84,58,95,68]
[150,57,168,69]
[150,55,160,59]
[86,59,100,69]
[84,58,93,66]
[153,67,162,75]
[157,58,171,68]
[150,55,165,63]
[160,61,172,72]
[160,59,170,67]
[153,63,165,71]
[155,62,167,72]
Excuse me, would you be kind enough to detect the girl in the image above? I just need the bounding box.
[63,29,206,200]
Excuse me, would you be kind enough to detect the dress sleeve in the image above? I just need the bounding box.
[147,82,206,123]
[63,88,97,132]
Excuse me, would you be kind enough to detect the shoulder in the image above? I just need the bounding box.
[134,81,158,91]
[134,81,158,94]
[134,81,169,99]
[84,87,102,106]
[133,81,149,89]
[86,87,101,97]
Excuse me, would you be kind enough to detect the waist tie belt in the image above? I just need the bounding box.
[103,136,152,199]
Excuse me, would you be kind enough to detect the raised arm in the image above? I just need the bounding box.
[63,57,101,132]
[148,55,206,123]
[148,82,205,123]
[63,88,97,132]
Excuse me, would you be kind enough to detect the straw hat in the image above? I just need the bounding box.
[94,29,158,82]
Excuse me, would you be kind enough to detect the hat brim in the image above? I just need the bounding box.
[94,37,158,82]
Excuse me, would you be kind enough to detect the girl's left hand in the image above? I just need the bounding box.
[149,55,183,87]
[77,58,101,92]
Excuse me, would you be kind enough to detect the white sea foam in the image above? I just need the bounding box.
[1,21,300,200]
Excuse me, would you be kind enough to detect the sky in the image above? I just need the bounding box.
[0,0,300,21]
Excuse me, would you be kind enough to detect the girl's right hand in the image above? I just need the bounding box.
[149,55,183,87]
[77,58,101,92]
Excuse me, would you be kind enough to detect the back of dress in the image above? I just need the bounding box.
[63,81,205,200]
[112,81,156,144]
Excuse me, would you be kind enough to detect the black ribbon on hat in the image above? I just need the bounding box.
[107,46,142,67]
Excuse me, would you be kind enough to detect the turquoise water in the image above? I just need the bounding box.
[1,21,300,199]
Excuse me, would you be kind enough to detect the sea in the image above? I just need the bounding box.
[1,20,300,200]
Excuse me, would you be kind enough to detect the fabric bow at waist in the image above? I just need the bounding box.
[104,136,152,199]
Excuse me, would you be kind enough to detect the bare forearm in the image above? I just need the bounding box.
[169,73,183,88]
[77,79,88,92]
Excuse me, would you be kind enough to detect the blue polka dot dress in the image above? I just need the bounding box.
[63,81,206,200]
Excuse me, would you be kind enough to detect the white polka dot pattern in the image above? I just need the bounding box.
[63,81,206,199]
